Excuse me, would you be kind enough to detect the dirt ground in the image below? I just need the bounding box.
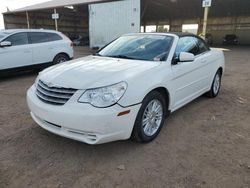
[0,46,250,188]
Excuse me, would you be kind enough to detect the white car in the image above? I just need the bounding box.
[0,29,73,75]
[27,33,225,145]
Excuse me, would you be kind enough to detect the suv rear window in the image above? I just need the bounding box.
[47,33,62,41]
[29,32,62,44]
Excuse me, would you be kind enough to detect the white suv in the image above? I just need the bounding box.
[0,29,73,74]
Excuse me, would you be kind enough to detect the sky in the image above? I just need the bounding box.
[0,0,49,29]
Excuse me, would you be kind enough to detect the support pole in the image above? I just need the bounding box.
[54,8,58,31]
[156,22,159,32]
[3,14,7,29]
[169,19,172,32]
[26,11,30,29]
[202,7,209,38]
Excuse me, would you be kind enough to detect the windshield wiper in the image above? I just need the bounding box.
[107,55,136,60]
[93,53,102,56]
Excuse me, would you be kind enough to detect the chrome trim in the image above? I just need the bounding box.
[36,80,77,105]
[38,80,76,94]
[37,85,71,99]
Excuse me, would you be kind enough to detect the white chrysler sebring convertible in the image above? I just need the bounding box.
[27,33,225,144]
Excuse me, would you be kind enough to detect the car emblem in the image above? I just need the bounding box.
[47,82,53,87]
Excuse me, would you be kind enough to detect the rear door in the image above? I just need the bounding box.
[0,32,32,70]
[171,36,210,110]
[28,32,57,65]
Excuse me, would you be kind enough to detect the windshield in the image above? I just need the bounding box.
[97,34,173,61]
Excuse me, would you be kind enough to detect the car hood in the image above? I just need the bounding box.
[38,56,161,89]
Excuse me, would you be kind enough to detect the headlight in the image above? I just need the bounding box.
[78,82,127,108]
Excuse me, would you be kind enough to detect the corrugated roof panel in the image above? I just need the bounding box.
[4,0,114,14]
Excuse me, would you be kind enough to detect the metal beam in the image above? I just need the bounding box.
[54,8,58,31]
[202,7,209,37]
[26,11,30,29]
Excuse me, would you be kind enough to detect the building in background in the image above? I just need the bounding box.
[2,0,250,47]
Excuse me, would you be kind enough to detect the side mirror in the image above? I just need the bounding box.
[0,41,12,47]
[179,52,195,62]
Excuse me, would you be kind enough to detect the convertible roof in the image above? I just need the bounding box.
[150,32,199,38]
[127,32,198,38]
[167,32,197,37]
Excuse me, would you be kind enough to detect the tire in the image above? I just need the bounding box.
[53,54,69,65]
[132,91,167,143]
[206,70,222,98]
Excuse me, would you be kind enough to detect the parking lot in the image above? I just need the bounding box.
[0,46,250,188]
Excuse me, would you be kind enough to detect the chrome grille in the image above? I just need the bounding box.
[36,80,77,105]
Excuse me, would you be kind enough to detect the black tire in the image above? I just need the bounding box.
[132,91,167,143]
[206,70,222,98]
[53,54,69,65]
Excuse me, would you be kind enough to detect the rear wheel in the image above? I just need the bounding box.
[206,70,222,98]
[53,54,69,65]
[132,91,167,143]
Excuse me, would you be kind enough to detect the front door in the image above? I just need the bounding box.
[0,32,32,70]
[171,36,210,111]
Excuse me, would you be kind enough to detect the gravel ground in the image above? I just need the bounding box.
[0,46,250,188]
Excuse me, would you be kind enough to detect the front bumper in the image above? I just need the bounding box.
[27,85,141,144]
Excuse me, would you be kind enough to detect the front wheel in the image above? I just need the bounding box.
[206,70,222,98]
[132,91,167,143]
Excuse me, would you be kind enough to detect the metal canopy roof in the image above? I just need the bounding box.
[4,0,250,19]
[142,0,250,22]
[4,0,113,14]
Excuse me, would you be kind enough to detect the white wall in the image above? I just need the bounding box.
[89,0,140,48]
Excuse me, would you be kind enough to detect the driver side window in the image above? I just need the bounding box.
[4,33,28,46]
[175,36,199,56]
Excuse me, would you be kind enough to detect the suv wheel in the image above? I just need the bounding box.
[53,54,69,64]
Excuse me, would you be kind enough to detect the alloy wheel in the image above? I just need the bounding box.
[142,99,163,137]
